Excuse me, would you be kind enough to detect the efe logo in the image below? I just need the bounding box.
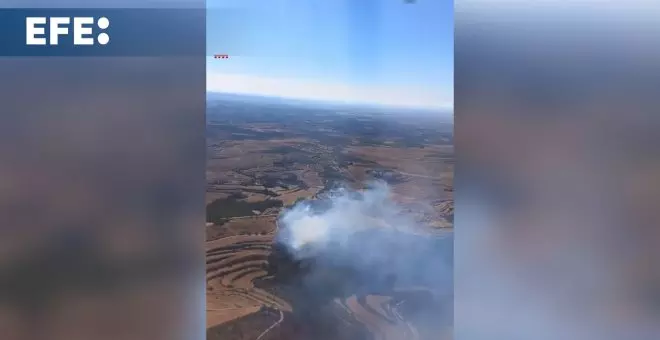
[26,17,110,46]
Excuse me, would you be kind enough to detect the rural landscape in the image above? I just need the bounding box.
[205,93,454,340]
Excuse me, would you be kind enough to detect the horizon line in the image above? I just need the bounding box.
[206,72,453,112]
[206,90,454,113]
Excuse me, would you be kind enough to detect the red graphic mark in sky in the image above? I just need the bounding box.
[213,54,229,59]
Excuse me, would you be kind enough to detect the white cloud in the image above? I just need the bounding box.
[207,71,453,110]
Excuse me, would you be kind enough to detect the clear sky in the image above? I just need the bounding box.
[207,0,453,110]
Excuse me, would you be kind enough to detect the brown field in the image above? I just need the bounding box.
[347,145,453,177]
[207,216,278,242]
[274,187,322,206]
[206,229,292,332]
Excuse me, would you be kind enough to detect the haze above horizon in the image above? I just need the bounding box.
[207,0,453,110]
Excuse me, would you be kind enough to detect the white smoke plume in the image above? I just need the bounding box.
[279,181,407,254]
[275,180,453,292]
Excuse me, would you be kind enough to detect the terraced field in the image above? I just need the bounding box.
[206,232,291,329]
[206,214,453,340]
[340,294,417,340]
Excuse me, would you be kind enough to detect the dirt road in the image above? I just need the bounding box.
[255,309,284,340]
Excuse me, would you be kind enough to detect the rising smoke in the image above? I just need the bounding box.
[274,180,453,298]
[279,181,407,254]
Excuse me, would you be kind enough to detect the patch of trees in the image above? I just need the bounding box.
[272,159,296,167]
[366,169,406,184]
[320,166,345,182]
[206,197,283,223]
[258,173,308,190]
[228,192,247,199]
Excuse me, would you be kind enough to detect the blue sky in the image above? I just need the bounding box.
[207,0,453,109]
